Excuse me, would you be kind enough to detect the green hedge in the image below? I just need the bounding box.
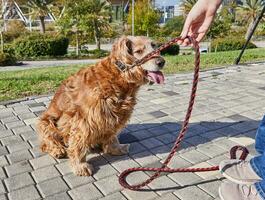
[12,34,69,58]
[159,43,180,55]
[211,37,257,52]
[0,53,17,66]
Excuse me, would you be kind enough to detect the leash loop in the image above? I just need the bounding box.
[118,36,249,191]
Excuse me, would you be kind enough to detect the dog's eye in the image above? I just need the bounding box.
[151,42,156,48]
[135,50,143,54]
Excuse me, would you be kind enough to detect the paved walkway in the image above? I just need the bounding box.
[0,59,99,72]
[0,63,265,200]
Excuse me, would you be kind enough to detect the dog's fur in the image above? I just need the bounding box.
[37,36,165,176]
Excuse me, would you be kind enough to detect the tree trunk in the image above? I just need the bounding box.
[39,16,46,33]
[245,19,255,40]
[93,20,101,50]
[75,32,79,56]
[0,31,4,53]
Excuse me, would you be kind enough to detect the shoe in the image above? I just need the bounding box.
[219,159,262,185]
[219,181,262,200]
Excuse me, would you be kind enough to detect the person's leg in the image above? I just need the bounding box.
[255,115,265,155]
[255,180,265,200]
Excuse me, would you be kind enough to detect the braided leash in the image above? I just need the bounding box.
[118,36,249,190]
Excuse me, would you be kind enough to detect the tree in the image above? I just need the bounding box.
[237,0,264,38]
[181,0,197,16]
[127,0,160,36]
[58,0,111,52]
[26,0,57,33]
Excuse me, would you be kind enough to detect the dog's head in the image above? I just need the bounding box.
[111,36,165,85]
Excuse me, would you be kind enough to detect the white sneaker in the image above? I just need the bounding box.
[219,159,262,185]
[219,181,263,200]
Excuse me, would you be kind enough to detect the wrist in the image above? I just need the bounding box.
[199,0,222,7]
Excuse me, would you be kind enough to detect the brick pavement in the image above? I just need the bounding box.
[0,63,265,200]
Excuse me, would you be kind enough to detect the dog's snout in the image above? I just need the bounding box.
[155,58,165,68]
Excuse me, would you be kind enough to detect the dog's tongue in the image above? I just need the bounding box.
[147,71,165,84]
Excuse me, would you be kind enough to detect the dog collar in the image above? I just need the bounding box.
[115,60,127,71]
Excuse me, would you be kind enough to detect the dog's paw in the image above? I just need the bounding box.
[73,163,93,176]
[50,147,67,159]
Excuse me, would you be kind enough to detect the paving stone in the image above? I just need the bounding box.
[1,116,18,124]
[93,163,118,180]
[20,131,38,140]
[18,112,36,121]
[193,162,219,179]
[29,106,46,113]
[0,130,13,139]
[44,192,71,200]
[11,125,33,135]
[122,188,158,200]
[0,156,8,167]
[31,165,60,183]
[30,155,56,169]
[5,160,33,177]
[28,103,45,108]
[180,150,210,164]
[198,179,222,198]
[197,144,227,158]
[185,136,210,146]
[94,175,122,195]
[0,181,6,194]
[56,161,72,175]
[150,145,171,159]
[30,147,46,158]
[207,154,229,166]
[24,118,38,126]
[1,135,23,146]
[111,158,140,172]
[7,149,33,164]
[68,183,103,200]
[118,133,139,144]
[128,142,147,155]
[229,135,255,146]
[4,172,35,191]
[5,121,25,129]
[37,177,69,197]
[149,176,178,195]
[132,151,160,166]
[98,192,126,200]
[156,133,176,145]
[174,185,213,200]
[7,141,31,153]
[148,111,168,118]
[140,138,164,149]
[0,147,8,157]
[161,155,192,169]
[8,185,41,200]
[63,173,94,188]
[154,193,180,200]
[168,172,203,186]
[0,194,7,200]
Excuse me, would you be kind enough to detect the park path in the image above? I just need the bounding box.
[0,59,99,72]
[0,62,265,199]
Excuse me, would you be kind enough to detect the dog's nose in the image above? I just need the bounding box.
[155,58,165,68]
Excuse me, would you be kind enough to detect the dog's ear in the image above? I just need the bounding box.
[112,36,134,58]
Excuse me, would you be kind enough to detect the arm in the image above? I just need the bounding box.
[179,0,222,46]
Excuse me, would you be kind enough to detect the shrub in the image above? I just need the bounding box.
[0,53,17,66]
[158,43,179,56]
[12,34,69,58]
[211,37,257,52]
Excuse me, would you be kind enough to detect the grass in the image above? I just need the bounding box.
[163,48,265,74]
[1,48,265,102]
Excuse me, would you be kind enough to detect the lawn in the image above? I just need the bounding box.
[1,48,265,102]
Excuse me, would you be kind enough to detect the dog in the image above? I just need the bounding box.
[37,36,166,176]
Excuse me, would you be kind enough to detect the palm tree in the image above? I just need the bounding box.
[181,0,197,16]
[237,0,264,38]
[26,0,56,33]
[86,0,111,50]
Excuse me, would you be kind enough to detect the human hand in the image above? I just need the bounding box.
[178,0,222,46]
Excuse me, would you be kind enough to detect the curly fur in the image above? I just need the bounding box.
[37,36,163,176]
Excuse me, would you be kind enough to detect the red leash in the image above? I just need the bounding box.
[118,36,249,190]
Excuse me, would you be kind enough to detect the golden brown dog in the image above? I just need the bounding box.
[37,36,165,176]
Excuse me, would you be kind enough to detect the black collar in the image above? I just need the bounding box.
[115,60,128,71]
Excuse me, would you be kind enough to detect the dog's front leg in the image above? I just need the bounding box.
[103,136,130,155]
[67,133,93,176]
